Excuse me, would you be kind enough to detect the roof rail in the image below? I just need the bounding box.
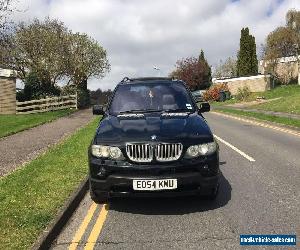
[120,77,131,83]
[120,77,174,83]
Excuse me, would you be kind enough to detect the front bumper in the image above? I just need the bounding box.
[89,153,220,198]
[90,172,219,198]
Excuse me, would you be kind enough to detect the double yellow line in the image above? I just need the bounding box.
[69,202,109,250]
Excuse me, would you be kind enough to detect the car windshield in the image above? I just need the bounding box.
[109,81,195,114]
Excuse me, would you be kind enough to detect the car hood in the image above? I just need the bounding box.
[94,112,213,145]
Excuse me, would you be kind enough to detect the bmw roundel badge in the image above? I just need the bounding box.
[151,135,157,141]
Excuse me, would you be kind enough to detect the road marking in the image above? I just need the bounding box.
[214,134,255,162]
[211,111,300,137]
[84,204,109,250]
[69,202,98,250]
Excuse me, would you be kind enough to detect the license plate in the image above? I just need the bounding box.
[133,179,177,191]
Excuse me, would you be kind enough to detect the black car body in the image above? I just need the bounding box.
[89,77,220,203]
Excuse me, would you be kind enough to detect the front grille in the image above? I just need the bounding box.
[126,143,153,162]
[156,143,183,162]
[126,143,183,163]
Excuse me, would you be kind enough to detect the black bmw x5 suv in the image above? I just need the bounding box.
[89,77,220,203]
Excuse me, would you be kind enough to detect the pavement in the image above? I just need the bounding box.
[51,112,300,250]
[0,109,93,176]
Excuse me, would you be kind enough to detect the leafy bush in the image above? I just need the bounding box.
[203,83,229,101]
[90,89,112,105]
[17,72,61,101]
[236,86,251,101]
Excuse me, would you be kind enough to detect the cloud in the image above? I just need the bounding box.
[12,0,300,90]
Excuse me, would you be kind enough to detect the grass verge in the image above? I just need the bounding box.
[212,84,300,109]
[214,108,300,129]
[0,109,75,138]
[252,93,300,114]
[0,117,99,249]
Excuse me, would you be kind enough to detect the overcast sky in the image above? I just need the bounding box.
[12,0,300,90]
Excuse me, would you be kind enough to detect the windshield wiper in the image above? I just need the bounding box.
[119,109,160,114]
[119,108,193,115]
[162,108,193,113]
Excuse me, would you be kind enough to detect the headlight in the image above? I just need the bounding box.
[186,145,199,157]
[109,147,123,159]
[185,141,217,158]
[91,145,124,160]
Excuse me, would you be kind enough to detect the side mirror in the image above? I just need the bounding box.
[93,105,105,115]
[198,102,210,113]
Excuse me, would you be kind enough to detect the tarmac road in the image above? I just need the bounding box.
[51,112,300,250]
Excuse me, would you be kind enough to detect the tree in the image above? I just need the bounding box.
[263,9,300,84]
[170,50,212,91]
[286,9,300,33]
[65,33,110,86]
[265,26,299,60]
[265,9,300,59]
[198,49,212,84]
[0,18,71,83]
[170,57,207,91]
[213,57,237,78]
[199,50,206,62]
[90,88,112,105]
[237,27,258,76]
[64,33,110,108]
[0,17,110,93]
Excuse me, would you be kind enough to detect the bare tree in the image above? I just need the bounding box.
[213,57,237,78]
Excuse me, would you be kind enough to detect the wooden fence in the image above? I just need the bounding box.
[16,94,77,114]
